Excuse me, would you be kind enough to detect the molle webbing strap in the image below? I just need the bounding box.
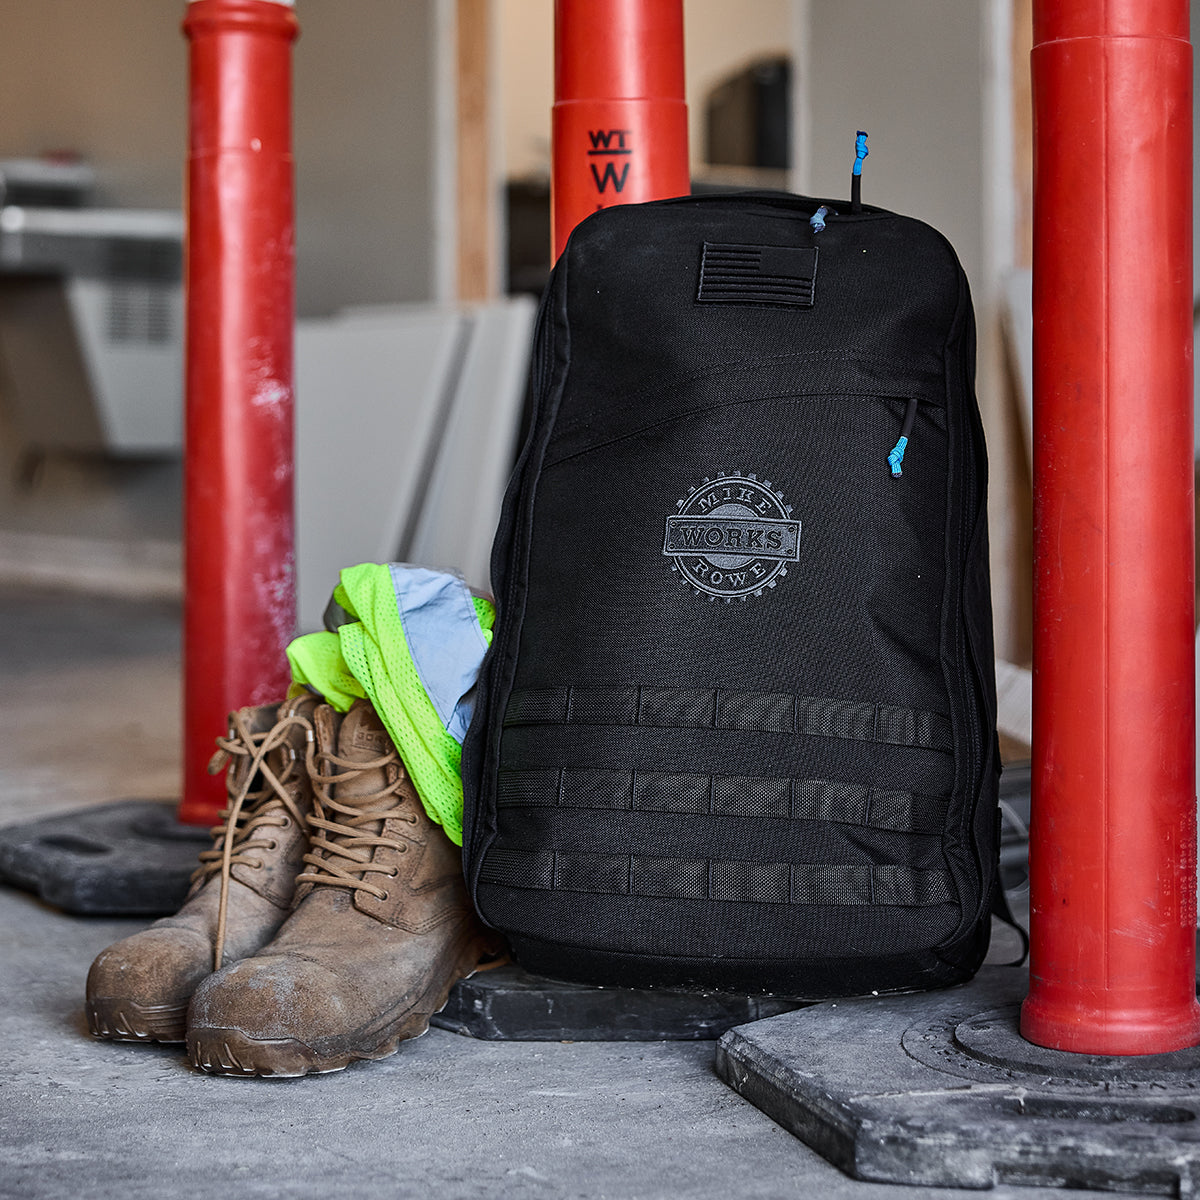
[478,848,954,908]
[504,686,953,753]
[497,768,950,835]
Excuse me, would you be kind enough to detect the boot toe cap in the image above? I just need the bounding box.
[85,926,213,1041]
[187,954,372,1076]
[188,953,362,1042]
[87,926,214,1006]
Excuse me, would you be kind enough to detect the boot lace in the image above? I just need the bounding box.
[296,741,418,901]
[202,707,314,969]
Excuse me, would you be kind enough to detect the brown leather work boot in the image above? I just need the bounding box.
[85,694,320,1042]
[187,698,502,1076]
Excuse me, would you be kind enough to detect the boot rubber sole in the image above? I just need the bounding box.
[186,934,498,1077]
[87,997,188,1043]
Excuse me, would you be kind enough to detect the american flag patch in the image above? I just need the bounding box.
[696,242,818,308]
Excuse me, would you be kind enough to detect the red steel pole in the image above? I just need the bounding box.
[1022,0,1200,1053]
[552,0,689,260]
[179,0,299,825]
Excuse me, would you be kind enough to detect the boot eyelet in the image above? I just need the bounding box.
[265,840,278,851]
[378,891,389,902]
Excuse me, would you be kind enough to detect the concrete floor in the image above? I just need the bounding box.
[0,585,1134,1200]
[0,401,182,597]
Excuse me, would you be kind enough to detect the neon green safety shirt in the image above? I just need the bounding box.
[286,562,495,846]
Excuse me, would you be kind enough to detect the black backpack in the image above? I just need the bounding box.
[461,191,1000,998]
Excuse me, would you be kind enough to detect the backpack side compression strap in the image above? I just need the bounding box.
[504,686,953,752]
[497,768,950,834]
[479,848,953,907]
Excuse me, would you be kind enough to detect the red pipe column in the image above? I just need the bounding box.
[552,0,689,260]
[179,0,299,826]
[1022,0,1200,1053]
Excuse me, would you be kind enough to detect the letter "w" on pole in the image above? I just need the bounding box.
[590,161,630,193]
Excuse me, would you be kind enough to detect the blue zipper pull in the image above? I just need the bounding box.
[851,131,869,212]
[888,397,917,477]
[809,205,829,234]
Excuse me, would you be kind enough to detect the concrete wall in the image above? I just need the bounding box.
[291,2,440,313]
[801,0,984,291]
[0,0,440,316]
[0,0,987,310]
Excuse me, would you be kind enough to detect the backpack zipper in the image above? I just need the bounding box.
[888,397,919,477]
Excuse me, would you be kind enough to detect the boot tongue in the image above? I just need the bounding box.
[332,701,400,840]
[211,704,281,803]
[252,693,319,816]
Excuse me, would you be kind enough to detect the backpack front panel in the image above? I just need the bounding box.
[465,197,996,996]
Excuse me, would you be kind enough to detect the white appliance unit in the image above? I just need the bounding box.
[0,160,184,456]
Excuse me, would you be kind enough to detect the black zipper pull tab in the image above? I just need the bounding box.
[888,397,917,477]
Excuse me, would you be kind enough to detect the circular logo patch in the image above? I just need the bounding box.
[662,471,801,601]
